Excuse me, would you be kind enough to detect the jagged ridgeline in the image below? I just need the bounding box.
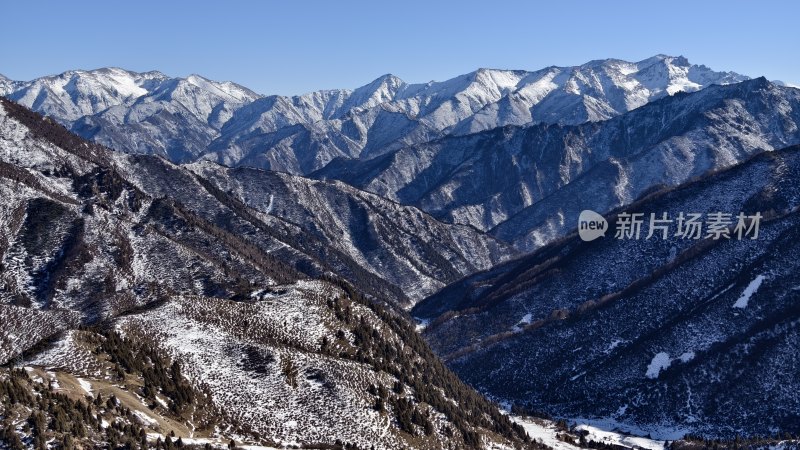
[0,98,534,449]
[0,57,763,240]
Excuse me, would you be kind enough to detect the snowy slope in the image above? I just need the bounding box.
[111,282,420,448]
[320,78,800,237]
[0,68,261,162]
[204,55,747,174]
[0,98,530,449]
[71,73,261,162]
[414,144,800,438]
[0,97,511,316]
[1,68,169,121]
[186,161,514,304]
[1,55,746,176]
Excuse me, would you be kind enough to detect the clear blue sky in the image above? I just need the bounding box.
[2,0,797,95]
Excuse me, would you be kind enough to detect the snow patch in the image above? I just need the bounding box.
[512,313,533,332]
[510,415,667,450]
[568,415,690,441]
[570,371,586,381]
[132,410,158,427]
[510,416,581,450]
[733,274,765,308]
[605,339,624,354]
[77,378,93,396]
[575,424,665,450]
[645,352,671,379]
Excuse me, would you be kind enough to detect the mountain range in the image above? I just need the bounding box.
[2,55,768,246]
[1,56,746,178]
[0,97,531,448]
[319,77,800,241]
[3,54,800,447]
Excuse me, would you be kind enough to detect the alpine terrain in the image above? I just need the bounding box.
[414,144,800,439]
[2,53,800,449]
[0,98,532,449]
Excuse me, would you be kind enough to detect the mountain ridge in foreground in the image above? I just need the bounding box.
[414,142,800,439]
[0,98,532,449]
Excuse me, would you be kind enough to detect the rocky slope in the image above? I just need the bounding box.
[0,98,531,449]
[319,78,800,238]
[0,96,512,308]
[413,144,800,439]
[184,162,514,304]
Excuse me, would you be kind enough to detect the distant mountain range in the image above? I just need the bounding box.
[1,57,746,176]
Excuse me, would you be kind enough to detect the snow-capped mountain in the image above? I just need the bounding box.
[203,55,748,173]
[71,73,261,162]
[1,57,758,247]
[319,78,800,239]
[3,67,169,121]
[0,98,530,449]
[0,68,260,162]
[0,73,16,96]
[452,55,748,132]
[0,55,747,175]
[413,144,800,438]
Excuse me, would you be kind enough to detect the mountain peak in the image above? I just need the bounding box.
[186,73,209,83]
[337,73,408,113]
[635,53,687,67]
[747,75,773,88]
[371,73,404,83]
[363,73,406,93]
[670,54,690,66]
